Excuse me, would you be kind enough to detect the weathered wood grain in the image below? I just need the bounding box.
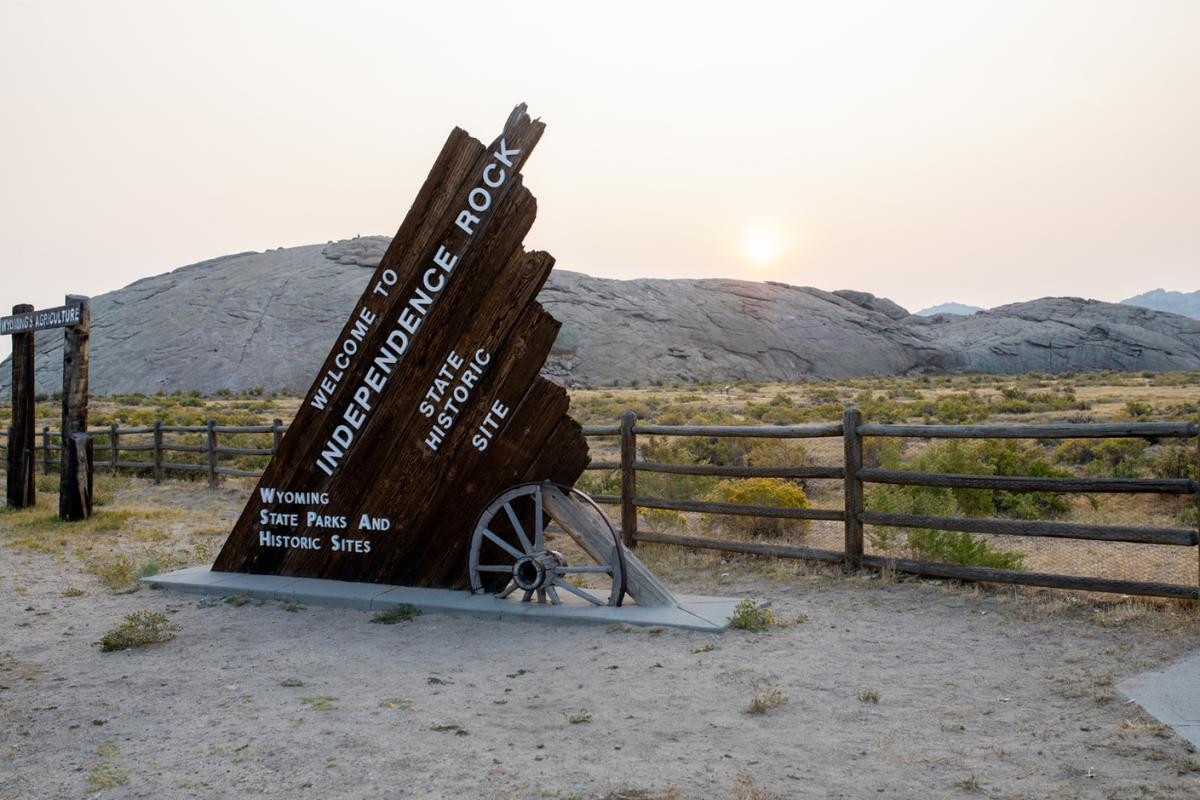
[859,554,1199,599]
[633,496,845,521]
[213,105,589,586]
[619,411,637,547]
[857,422,1198,439]
[842,406,864,568]
[6,304,35,508]
[542,485,676,607]
[631,461,843,479]
[859,468,1197,494]
[59,295,91,521]
[858,511,1199,546]
[633,422,843,438]
[633,530,846,564]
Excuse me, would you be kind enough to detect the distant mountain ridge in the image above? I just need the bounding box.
[1122,289,1200,320]
[915,302,985,317]
[3,237,1200,395]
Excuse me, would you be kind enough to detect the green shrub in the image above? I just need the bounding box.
[1150,444,1197,481]
[744,439,812,471]
[371,604,420,624]
[703,478,810,538]
[730,598,775,630]
[863,442,1041,568]
[864,482,958,555]
[1055,438,1147,478]
[1125,400,1154,418]
[87,556,136,592]
[98,610,179,652]
[639,507,686,530]
[915,440,1070,518]
[906,529,1025,570]
[1178,505,1198,528]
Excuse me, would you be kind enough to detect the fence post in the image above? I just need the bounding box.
[42,427,51,475]
[206,418,218,488]
[619,410,638,548]
[272,418,283,453]
[109,422,119,473]
[59,295,91,522]
[842,406,864,570]
[153,420,163,484]
[6,303,35,508]
[61,432,93,521]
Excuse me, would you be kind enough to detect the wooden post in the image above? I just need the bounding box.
[59,295,91,521]
[109,422,119,473]
[271,418,283,453]
[842,406,864,570]
[206,418,217,488]
[42,427,51,474]
[619,410,638,548]
[6,303,35,507]
[63,432,93,519]
[152,420,163,484]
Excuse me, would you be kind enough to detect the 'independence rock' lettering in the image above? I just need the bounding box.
[314,139,520,477]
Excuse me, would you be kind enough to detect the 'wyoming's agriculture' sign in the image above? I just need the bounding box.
[0,302,83,335]
[213,105,589,586]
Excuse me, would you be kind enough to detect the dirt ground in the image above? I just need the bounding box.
[2,480,1200,799]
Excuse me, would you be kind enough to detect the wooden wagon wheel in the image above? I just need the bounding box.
[469,482,627,607]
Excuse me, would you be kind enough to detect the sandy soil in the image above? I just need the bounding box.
[2,482,1200,799]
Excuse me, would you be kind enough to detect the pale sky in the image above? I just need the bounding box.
[2,1,1198,360]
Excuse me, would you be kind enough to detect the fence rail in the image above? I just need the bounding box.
[2,409,1198,599]
[0,419,290,488]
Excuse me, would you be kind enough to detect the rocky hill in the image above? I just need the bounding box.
[915,302,985,317]
[4,237,1200,396]
[1123,289,1200,320]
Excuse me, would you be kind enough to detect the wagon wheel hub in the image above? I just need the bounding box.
[512,551,564,592]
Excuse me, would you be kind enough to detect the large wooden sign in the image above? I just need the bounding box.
[213,105,590,588]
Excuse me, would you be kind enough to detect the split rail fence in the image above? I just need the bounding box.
[2,410,1198,600]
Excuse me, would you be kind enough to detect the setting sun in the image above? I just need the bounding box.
[741,226,784,268]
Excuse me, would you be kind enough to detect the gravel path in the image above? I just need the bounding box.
[2,485,1199,799]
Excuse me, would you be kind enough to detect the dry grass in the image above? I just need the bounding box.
[744,683,788,714]
[0,475,237,593]
[84,743,130,794]
[733,771,781,800]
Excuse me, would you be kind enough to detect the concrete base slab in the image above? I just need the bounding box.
[144,568,739,632]
[1119,649,1200,748]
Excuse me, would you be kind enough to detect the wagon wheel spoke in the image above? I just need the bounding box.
[552,578,605,606]
[533,484,544,552]
[522,589,534,603]
[475,564,513,573]
[555,565,612,574]
[503,501,535,555]
[545,584,561,605]
[498,580,519,598]
[481,528,524,560]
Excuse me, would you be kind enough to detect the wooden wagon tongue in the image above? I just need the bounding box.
[211,104,674,606]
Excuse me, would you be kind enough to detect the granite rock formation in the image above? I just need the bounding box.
[4,237,1200,396]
